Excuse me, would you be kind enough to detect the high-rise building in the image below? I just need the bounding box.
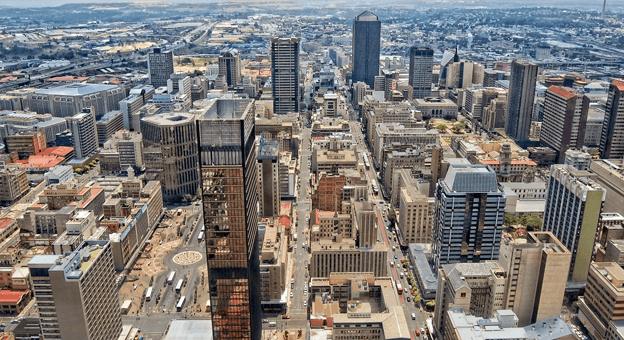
[197,98,261,340]
[148,48,174,88]
[432,165,506,269]
[398,185,434,244]
[506,61,538,142]
[578,262,624,340]
[498,232,571,326]
[352,10,381,87]
[67,108,98,159]
[141,112,199,201]
[540,86,589,162]
[271,38,300,115]
[0,164,29,205]
[543,164,606,282]
[257,139,280,217]
[599,79,624,159]
[4,130,46,159]
[28,241,122,340]
[409,47,434,99]
[95,110,124,147]
[219,49,242,88]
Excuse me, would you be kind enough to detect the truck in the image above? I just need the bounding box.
[145,287,153,302]
[120,300,132,314]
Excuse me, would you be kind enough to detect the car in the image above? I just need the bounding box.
[304,291,307,296]
[290,292,294,298]
[294,245,297,249]
[384,218,388,223]
[394,255,398,259]
[282,315,291,319]
[407,297,411,302]
[305,273,308,278]
[303,301,307,307]
[420,328,425,335]
[138,329,141,333]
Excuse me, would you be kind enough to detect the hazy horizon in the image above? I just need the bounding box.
[0,0,622,12]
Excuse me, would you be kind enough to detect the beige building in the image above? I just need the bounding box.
[579,262,624,340]
[434,261,507,336]
[0,165,29,205]
[310,210,354,242]
[413,97,458,119]
[312,148,358,174]
[590,159,624,216]
[362,99,416,145]
[259,219,288,310]
[309,272,411,339]
[373,123,439,167]
[29,241,121,340]
[398,185,434,244]
[498,232,571,326]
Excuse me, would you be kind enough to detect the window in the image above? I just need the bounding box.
[460,292,466,298]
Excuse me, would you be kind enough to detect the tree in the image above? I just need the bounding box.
[504,213,519,226]
[426,301,435,308]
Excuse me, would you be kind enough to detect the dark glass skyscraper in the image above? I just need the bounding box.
[352,10,381,88]
[599,79,624,159]
[409,47,434,99]
[198,98,261,340]
[505,60,538,142]
[271,38,300,114]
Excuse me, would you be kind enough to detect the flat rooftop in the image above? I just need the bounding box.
[35,83,119,96]
[164,320,213,340]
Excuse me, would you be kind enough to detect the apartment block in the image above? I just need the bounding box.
[67,108,98,160]
[95,110,124,147]
[398,185,434,244]
[578,262,624,340]
[4,130,46,159]
[0,165,29,205]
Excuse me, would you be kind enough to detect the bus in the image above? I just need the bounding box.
[362,153,371,171]
[176,296,186,312]
[175,279,184,293]
[167,271,176,285]
[371,179,379,196]
[197,232,204,242]
[396,280,403,295]
[145,287,153,302]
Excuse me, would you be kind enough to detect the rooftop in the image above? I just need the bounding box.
[164,320,213,340]
[35,83,119,96]
[0,290,29,304]
[548,85,577,99]
[443,165,499,193]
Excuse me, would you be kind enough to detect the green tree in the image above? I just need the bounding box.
[504,213,519,225]
[426,301,435,308]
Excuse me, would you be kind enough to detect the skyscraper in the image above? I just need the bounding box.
[67,108,98,159]
[540,86,589,162]
[543,164,606,283]
[257,138,280,217]
[432,165,506,269]
[198,98,261,340]
[599,79,624,159]
[28,241,121,340]
[271,38,300,115]
[408,47,434,99]
[506,60,538,142]
[148,47,174,88]
[352,10,381,87]
[219,48,242,88]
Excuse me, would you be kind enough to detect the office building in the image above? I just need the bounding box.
[28,241,121,340]
[543,164,606,282]
[259,219,288,311]
[4,130,46,159]
[95,110,124,147]
[444,60,485,89]
[444,307,574,340]
[309,273,410,339]
[257,138,280,217]
[197,98,261,340]
[271,38,299,115]
[219,49,242,88]
[432,165,506,268]
[0,165,29,205]
[398,185,434,244]
[506,61,538,142]
[148,48,174,88]
[141,112,199,201]
[498,232,571,326]
[352,10,381,87]
[540,86,589,162]
[434,261,507,336]
[67,108,97,160]
[409,47,434,99]
[590,159,624,216]
[412,97,458,119]
[578,262,624,340]
[28,83,125,119]
[600,79,624,159]
[564,149,592,171]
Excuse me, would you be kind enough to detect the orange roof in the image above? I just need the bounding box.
[0,219,14,230]
[0,290,28,304]
[41,146,74,157]
[614,80,624,91]
[278,216,290,229]
[0,76,17,83]
[80,188,103,209]
[47,76,88,82]
[480,160,500,165]
[20,155,64,169]
[511,160,537,166]
[548,86,576,99]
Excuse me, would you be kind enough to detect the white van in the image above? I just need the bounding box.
[268,322,277,327]
[411,313,416,320]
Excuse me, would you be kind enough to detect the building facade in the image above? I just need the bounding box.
[198,98,261,340]
[271,38,300,115]
[600,79,624,159]
[506,61,538,142]
[67,108,98,159]
[352,10,381,87]
[148,48,174,88]
[409,47,434,99]
[219,49,242,88]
